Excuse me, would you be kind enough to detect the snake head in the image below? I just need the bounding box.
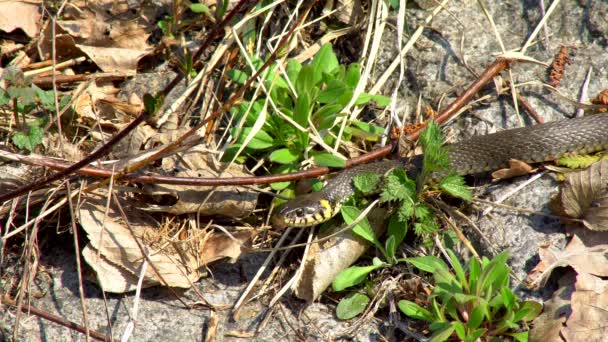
[272,191,340,228]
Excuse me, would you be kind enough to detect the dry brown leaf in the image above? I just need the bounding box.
[80,195,254,293]
[76,44,151,73]
[560,159,608,231]
[0,1,41,37]
[561,273,608,341]
[491,159,536,180]
[529,279,572,342]
[526,230,608,289]
[36,0,154,73]
[82,245,155,293]
[294,209,388,301]
[141,145,258,217]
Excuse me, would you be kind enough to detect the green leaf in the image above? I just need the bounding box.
[557,154,600,169]
[190,3,210,13]
[286,59,302,85]
[336,293,370,320]
[353,172,382,194]
[35,88,56,111]
[468,328,488,342]
[429,323,455,342]
[143,93,164,115]
[12,123,44,152]
[318,79,347,104]
[312,152,347,168]
[452,321,466,340]
[501,286,516,311]
[420,122,450,173]
[350,120,384,137]
[438,174,472,201]
[227,69,248,84]
[508,331,529,342]
[332,265,382,291]
[513,301,542,322]
[468,257,481,291]
[7,85,36,104]
[341,206,382,250]
[296,65,315,97]
[311,43,339,84]
[467,306,485,330]
[294,92,311,126]
[345,63,361,88]
[403,256,448,273]
[397,201,415,221]
[380,168,416,202]
[446,250,467,290]
[388,214,407,246]
[398,300,434,322]
[269,148,299,164]
[235,127,274,149]
[270,163,297,191]
[385,235,396,260]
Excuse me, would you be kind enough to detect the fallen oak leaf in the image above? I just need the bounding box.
[560,159,608,231]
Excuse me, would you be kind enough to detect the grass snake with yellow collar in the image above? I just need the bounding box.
[272,113,608,228]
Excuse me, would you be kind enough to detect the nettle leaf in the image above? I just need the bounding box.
[403,255,448,273]
[380,168,416,202]
[420,122,450,172]
[332,265,382,291]
[269,148,299,164]
[438,173,472,201]
[12,123,44,152]
[398,300,434,322]
[336,293,370,320]
[312,152,347,168]
[353,172,382,194]
[397,200,415,221]
[34,87,56,111]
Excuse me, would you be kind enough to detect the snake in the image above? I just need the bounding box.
[272,113,608,228]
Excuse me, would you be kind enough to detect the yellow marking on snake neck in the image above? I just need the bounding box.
[319,199,334,221]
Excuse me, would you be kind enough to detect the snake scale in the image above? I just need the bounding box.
[273,113,608,228]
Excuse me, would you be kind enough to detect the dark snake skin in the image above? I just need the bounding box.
[274,113,608,227]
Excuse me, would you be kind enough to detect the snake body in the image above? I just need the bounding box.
[273,113,608,228]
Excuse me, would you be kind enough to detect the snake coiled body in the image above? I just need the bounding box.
[274,113,608,228]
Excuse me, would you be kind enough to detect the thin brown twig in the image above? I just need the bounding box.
[2,58,514,189]
[2,295,114,342]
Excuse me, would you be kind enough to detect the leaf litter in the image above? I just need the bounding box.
[527,159,608,341]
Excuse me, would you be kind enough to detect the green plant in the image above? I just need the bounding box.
[398,250,542,342]
[331,121,472,319]
[223,43,390,196]
[1,67,70,152]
